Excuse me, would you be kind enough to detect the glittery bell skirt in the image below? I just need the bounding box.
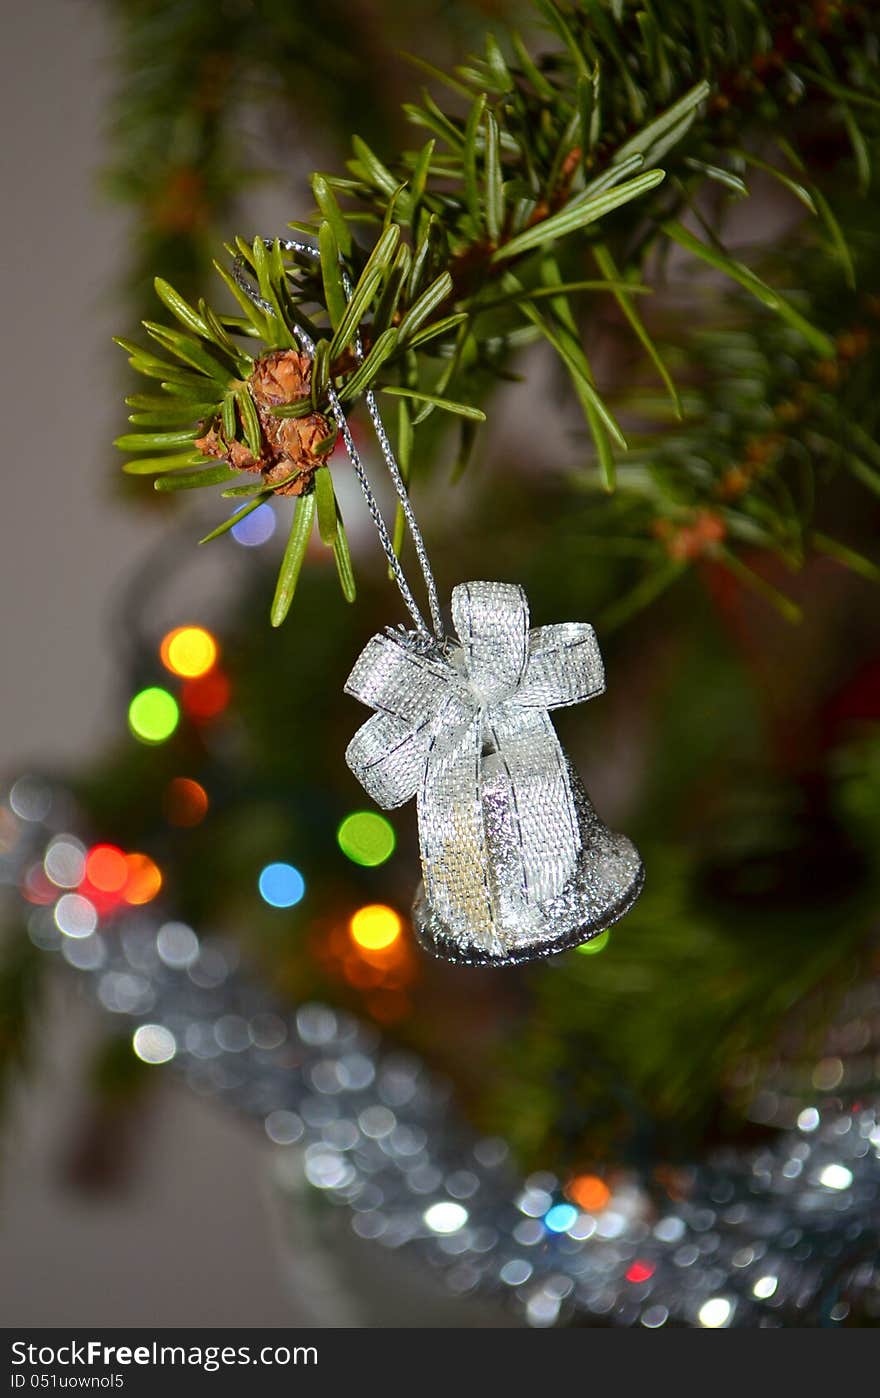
[413,757,644,967]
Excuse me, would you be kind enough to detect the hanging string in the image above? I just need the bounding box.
[231,240,445,642]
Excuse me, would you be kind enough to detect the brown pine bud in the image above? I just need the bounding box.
[196,349,333,494]
[249,349,312,407]
[718,466,751,500]
[194,425,261,473]
[836,327,869,360]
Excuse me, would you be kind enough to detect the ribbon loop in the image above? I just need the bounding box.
[451,581,529,704]
[516,623,605,710]
[345,711,429,809]
[345,631,456,725]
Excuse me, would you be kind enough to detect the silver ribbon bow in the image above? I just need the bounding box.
[344,581,605,939]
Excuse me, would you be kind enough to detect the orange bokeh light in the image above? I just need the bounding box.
[123,853,163,905]
[343,957,386,990]
[160,625,218,679]
[566,1174,611,1213]
[182,668,231,721]
[163,777,209,827]
[85,844,129,893]
[365,989,410,1023]
[349,903,402,952]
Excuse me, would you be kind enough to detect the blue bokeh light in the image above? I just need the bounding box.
[232,503,276,547]
[544,1203,578,1233]
[258,862,305,908]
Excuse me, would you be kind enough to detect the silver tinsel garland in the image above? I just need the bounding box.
[4,776,880,1328]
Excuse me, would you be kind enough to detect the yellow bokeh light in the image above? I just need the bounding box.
[160,626,218,679]
[349,903,402,951]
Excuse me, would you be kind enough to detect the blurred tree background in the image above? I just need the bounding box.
[4,0,880,1201]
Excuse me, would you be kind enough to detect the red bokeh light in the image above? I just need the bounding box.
[181,668,231,721]
[75,843,163,912]
[163,777,209,827]
[85,844,128,893]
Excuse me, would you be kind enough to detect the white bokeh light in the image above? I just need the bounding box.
[424,1201,468,1234]
[698,1296,732,1328]
[819,1163,853,1191]
[132,1023,176,1065]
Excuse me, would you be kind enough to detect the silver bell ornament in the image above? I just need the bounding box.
[229,245,641,965]
[345,580,644,966]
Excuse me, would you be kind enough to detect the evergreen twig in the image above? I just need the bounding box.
[114,1,880,622]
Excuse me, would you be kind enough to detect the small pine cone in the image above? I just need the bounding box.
[195,349,333,492]
[262,460,311,495]
[717,466,751,500]
[250,349,312,407]
[194,424,261,473]
[658,510,725,561]
[265,413,334,494]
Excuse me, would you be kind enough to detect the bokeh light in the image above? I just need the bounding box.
[315,913,415,1027]
[350,904,402,951]
[85,844,128,893]
[566,1174,611,1212]
[231,502,276,547]
[626,1260,656,1283]
[423,1201,468,1234]
[132,1024,176,1065]
[128,686,179,744]
[336,811,396,867]
[156,921,199,968]
[21,863,56,905]
[54,892,98,938]
[44,836,86,889]
[160,625,218,679]
[819,1163,853,1190]
[544,1203,578,1233]
[123,852,162,905]
[363,989,411,1024]
[258,862,305,908]
[577,929,610,956]
[9,776,52,822]
[181,669,230,722]
[163,777,209,827]
[698,1297,732,1328]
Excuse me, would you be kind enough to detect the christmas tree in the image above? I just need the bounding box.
[4,0,880,1326]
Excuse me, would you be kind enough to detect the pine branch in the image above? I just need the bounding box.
[114,0,880,622]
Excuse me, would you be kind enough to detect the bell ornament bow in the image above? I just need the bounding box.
[344,580,605,941]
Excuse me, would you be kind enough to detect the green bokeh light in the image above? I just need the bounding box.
[337,810,396,867]
[128,686,180,744]
[577,929,611,956]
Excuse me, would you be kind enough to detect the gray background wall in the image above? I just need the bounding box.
[0,0,303,1327]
